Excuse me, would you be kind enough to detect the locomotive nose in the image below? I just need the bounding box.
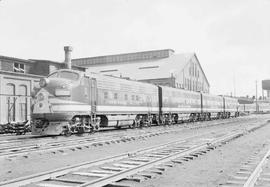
[39,78,50,88]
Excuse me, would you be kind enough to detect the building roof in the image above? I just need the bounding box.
[0,70,43,79]
[30,59,86,71]
[72,49,175,67]
[86,52,210,86]
[0,55,35,64]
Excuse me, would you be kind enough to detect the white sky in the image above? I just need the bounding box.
[0,0,269,97]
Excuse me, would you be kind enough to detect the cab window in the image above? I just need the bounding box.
[60,71,79,81]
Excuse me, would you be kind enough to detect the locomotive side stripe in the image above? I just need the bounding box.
[52,105,160,113]
[162,107,229,112]
[96,105,159,112]
[51,105,237,113]
[162,107,201,112]
[52,105,92,112]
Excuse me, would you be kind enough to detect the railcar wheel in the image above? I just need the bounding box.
[130,120,137,129]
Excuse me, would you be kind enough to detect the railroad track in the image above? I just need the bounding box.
[0,117,264,160]
[224,143,270,187]
[0,116,248,146]
[1,121,266,187]
[0,129,174,160]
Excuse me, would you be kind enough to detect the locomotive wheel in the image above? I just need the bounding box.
[64,130,72,136]
[77,127,85,134]
[93,123,100,132]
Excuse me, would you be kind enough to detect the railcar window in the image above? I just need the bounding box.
[48,72,58,78]
[60,71,79,81]
[48,71,79,81]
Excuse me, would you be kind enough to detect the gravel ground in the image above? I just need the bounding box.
[137,115,270,187]
[0,114,268,183]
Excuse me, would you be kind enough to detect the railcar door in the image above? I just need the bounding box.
[83,76,91,105]
[90,78,97,113]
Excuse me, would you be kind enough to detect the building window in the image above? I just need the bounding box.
[104,92,108,99]
[192,63,194,76]
[114,93,118,99]
[19,85,27,121]
[14,63,25,73]
[132,95,135,101]
[6,83,16,122]
[125,94,128,100]
[136,95,139,101]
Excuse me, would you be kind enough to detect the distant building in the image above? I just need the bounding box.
[0,56,42,124]
[72,49,210,93]
[0,47,85,124]
[29,59,86,76]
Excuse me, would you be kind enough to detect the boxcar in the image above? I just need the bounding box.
[224,96,239,117]
[201,93,224,119]
[91,73,159,127]
[159,86,201,123]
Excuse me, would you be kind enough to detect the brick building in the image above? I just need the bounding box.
[0,47,85,125]
[0,56,42,124]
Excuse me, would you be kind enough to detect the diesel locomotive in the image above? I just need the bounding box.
[31,69,239,135]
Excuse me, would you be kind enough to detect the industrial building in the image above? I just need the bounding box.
[0,47,85,125]
[72,49,210,93]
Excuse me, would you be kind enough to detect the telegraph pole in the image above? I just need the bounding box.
[233,72,236,97]
[256,80,258,112]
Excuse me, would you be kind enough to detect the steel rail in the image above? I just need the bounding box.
[0,128,175,159]
[0,131,216,187]
[1,118,265,187]
[243,148,270,187]
[79,131,243,187]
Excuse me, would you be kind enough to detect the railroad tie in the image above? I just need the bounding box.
[47,177,85,184]
[72,171,109,178]
[121,160,144,165]
[106,182,132,187]
[88,169,117,174]
[113,163,136,168]
[129,157,150,162]
[36,183,72,187]
[100,166,124,172]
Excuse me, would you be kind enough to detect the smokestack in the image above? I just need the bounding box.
[64,46,73,69]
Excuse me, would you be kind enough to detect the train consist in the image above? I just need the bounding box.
[31,69,239,135]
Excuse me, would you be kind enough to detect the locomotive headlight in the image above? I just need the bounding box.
[39,78,49,88]
[37,93,45,101]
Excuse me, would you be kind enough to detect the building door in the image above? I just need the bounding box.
[18,85,27,122]
[6,83,15,123]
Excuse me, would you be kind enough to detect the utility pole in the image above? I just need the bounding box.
[233,72,236,97]
[256,80,258,112]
